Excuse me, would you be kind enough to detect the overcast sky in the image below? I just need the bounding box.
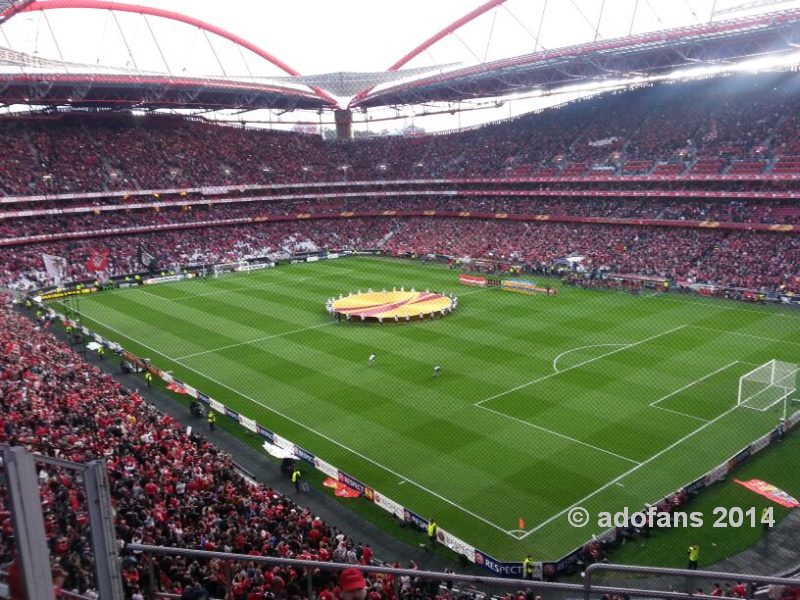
[5,0,800,76]
[2,0,800,131]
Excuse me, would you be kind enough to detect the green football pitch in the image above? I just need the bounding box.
[51,257,800,561]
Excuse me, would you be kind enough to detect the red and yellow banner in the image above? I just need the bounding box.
[734,479,799,508]
[323,477,361,498]
[460,274,487,287]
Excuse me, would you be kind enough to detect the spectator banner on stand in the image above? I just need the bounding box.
[37,286,98,301]
[138,243,158,272]
[42,253,68,287]
[86,251,109,274]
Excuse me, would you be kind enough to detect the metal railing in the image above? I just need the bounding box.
[584,564,800,600]
[127,544,800,600]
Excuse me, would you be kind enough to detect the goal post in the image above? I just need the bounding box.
[212,260,248,278]
[738,360,798,415]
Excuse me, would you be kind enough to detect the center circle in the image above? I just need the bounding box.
[327,290,456,322]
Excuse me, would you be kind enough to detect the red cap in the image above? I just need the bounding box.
[339,568,366,592]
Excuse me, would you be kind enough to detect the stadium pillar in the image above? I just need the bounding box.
[2,447,54,600]
[85,460,126,600]
[335,109,353,140]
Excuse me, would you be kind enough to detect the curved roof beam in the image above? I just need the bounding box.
[354,7,800,108]
[0,1,36,24]
[18,0,340,107]
[349,0,507,107]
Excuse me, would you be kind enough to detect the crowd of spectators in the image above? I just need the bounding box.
[3,197,799,246]
[0,196,800,246]
[1,217,798,294]
[2,71,799,599]
[6,196,800,248]
[0,297,394,598]
[0,218,397,290]
[0,72,797,294]
[2,73,800,196]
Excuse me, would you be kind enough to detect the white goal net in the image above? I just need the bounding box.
[212,260,248,278]
[738,360,798,411]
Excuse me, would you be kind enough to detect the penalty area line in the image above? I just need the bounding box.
[175,322,337,360]
[650,405,709,423]
[647,360,742,422]
[477,404,641,465]
[650,404,708,423]
[476,325,687,408]
[518,402,741,539]
[552,343,630,373]
[52,303,517,539]
[688,325,800,348]
[169,271,339,301]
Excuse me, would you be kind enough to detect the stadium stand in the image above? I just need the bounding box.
[1,61,800,600]
[2,73,800,193]
[0,297,381,598]
[2,217,798,294]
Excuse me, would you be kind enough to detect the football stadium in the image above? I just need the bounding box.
[1,1,800,598]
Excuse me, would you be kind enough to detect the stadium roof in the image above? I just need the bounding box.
[1,0,800,114]
[352,9,800,108]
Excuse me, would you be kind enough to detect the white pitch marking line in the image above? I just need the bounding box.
[651,405,710,423]
[477,405,641,465]
[645,294,800,320]
[54,305,516,538]
[518,402,742,539]
[166,269,352,302]
[688,325,800,348]
[170,276,318,301]
[475,325,688,407]
[458,287,494,297]
[649,361,741,408]
[552,343,630,373]
[174,322,337,360]
[135,286,169,301]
